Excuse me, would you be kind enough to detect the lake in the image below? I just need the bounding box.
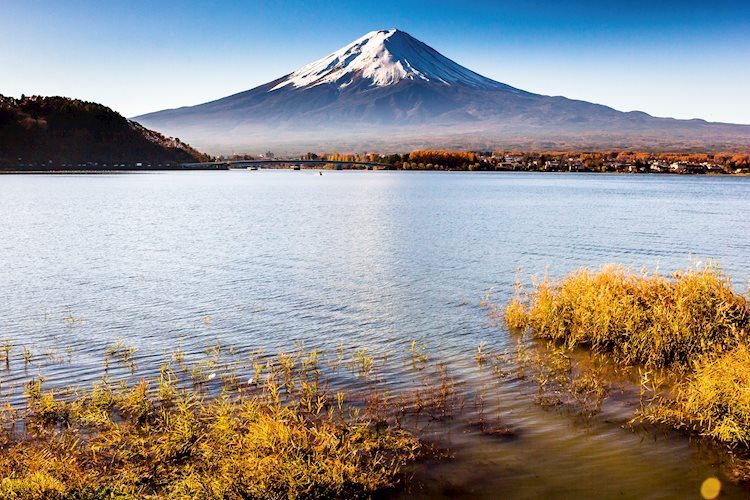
[1,170,749,498]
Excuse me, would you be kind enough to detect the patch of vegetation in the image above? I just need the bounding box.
[642,344,750,447]
[504,262,750,479]
[505,263,748,368]
[0,349,430,499]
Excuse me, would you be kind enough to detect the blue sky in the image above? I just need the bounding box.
[2,0,749,123]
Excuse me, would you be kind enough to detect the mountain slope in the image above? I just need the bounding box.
[0,95,210,169]
[135,29,750,153]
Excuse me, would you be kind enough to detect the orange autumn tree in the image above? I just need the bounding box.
[409,150,479,168]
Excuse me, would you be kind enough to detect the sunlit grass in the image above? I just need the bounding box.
[0,347,435,498]
[2,259,748,496]
[504,261,750,479]
[641,344,750,447]
[504,262,748,368]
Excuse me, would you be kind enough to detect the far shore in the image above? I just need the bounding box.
[1,166,748,176]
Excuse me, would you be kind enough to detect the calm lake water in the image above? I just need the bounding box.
[1,170,749,498]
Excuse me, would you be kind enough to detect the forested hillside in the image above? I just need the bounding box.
[0,95,210,169]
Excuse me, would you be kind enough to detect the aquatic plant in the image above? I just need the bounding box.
[504,262,749,368]
[21,347,33,368]
[641,344,750,447]
[504,262,750,478]
[104,338,137,373]
[1,341,13,368]
[474,341,488,367]
[347,348,374,377]
[491,337,613,416]
[0,350,425,498]
[406,340,428,371]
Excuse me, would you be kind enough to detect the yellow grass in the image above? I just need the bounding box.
[0,353,423,499]
[642,344,750,448]
[504,262,750,476]
[505,263,749,368]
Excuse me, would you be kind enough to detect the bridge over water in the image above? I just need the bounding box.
[182,159,391,169]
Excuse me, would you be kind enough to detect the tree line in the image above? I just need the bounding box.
[301,149,749,172]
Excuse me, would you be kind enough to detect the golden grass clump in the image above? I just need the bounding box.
[504,262,750,477]
[642,344,750,448]
[0,355,422,499]
[504,263,749,368]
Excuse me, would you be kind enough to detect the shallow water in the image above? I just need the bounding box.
[1,170,749,497]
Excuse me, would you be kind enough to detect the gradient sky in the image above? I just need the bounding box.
[2,0,749,123]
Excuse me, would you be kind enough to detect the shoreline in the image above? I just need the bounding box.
[1,167,747,176]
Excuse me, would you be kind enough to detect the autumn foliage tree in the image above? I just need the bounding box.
[408,150,480,168]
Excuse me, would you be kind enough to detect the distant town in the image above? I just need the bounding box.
[217,150,750,175]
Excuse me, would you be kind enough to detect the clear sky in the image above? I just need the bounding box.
[2,0,749,123]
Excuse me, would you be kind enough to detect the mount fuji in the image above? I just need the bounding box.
[135,29,750,153]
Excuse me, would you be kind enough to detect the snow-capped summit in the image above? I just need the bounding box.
[270,29,512,92]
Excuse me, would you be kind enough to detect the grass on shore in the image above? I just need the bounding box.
[0,349,432,499]
[504,262,750,463]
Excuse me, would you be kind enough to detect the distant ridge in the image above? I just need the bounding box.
[0,95,209,169]
[136,29,750,153]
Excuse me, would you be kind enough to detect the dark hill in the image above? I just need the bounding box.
[0,95,210,170]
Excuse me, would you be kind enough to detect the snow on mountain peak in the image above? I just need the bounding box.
[270,29,508,92]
